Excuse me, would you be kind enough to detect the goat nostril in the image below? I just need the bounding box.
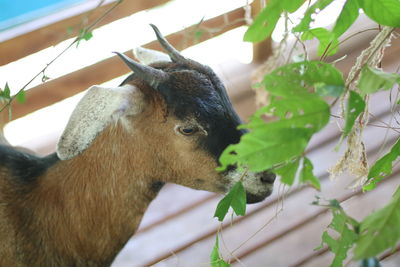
[226,164,237,172]
[260,172,276,183]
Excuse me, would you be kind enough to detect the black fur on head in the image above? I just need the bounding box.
[117,24,246,161]
[121,60,245,160]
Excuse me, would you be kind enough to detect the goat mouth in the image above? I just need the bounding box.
[246,192,270,204]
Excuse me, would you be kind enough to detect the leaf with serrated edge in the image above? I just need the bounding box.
[319,204,359,267]
[359,66,400,95]
[364,138,400,191]
[214,182,246,221]
[275,158,300,186]
[230,182,246,216]
[218,128,311,172]
[299,157,321,190]
[263,61,345,94]
[218,61,339,173]
[2,83,11,99]
[210,236,231,267]
[301,28,339,56]
[293,0,335,32]
[355,187,400,259]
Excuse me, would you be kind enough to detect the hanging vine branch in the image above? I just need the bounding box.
[213,0,400,266]
[0,0,124,114]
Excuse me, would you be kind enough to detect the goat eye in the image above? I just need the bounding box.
[178,126,198,136]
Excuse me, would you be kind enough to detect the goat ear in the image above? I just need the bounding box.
[133,47,171,65]
[57,84,143,160]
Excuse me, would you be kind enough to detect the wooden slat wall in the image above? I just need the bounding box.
[0,0,172,66]
[9,7,247,120]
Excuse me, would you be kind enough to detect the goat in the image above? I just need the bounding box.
[0,25,276,266]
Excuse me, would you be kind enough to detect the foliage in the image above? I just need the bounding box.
[244,0,305,42]
[15,90,26,104]
[218,61,340,174]
[364,138,400,191]
[214,181,246,221]
[359,0,400,27]
[299,157,321,190]
[358,67,400,95]
[316,200,360,267]
[210,236,231,267]
[214,0,400,265]
[342,91,366,138]
[301,27,339,56]
[0,83,25,106]
[0,83,11,100]
[331,0,360,37]
[355,187,400,259]
[76,29,94,47]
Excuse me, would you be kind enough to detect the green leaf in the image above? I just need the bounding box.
[293,0,335,32]
[332,0,360,37]
[274,158,300,186]
[315,83,344,97]
[218,128,312,172]
[244,1,281,42]
[359,0,400,27]
[243,0,306,42]
[301,28,339,56]
[1,83,11,99]
[81,30,93,41]
[299,157,321,190]
[358,66,400,94]
[354,186,400,259]
[263,97,330,131]
[263,61,345,94]
[364,137,400,191]
[214,181,246,221]
[194,30,204,43]
[218,61,339,173]
[319,203,359,267]
[76,29,93,47]
[210,236,231,267]
[15,90,26,104]
[281,0,305,13]
[343,91,366,137]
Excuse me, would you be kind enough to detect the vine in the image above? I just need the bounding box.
[0,0,124,114]
[213,0,400,266]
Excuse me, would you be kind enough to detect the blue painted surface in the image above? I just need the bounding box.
[0,0,85,31]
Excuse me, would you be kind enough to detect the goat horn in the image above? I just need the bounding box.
[114,52,168,88]
[150,24,187,64]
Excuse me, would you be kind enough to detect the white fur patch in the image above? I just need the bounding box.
[225,170,273,197]
[57,84,143,160]
[133,47,171,65]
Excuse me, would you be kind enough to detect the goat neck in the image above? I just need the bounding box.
[3,121,162,266]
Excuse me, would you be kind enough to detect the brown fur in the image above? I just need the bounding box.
[0,86,229,266]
